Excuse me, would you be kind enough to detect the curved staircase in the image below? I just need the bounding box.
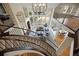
[0,34,56,56]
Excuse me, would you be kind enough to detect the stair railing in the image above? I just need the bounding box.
[0,24,57,56]
[0,35,56,56]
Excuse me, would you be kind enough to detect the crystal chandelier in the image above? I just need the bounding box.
[32,3,47,15]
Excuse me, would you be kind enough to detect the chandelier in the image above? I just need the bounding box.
[32,3,47,15]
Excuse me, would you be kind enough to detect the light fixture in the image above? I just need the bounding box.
[42,3,46,6]
[32,3,47,15]
[42,17,45,19]
[39,3,41,6]
[34,4,37,7]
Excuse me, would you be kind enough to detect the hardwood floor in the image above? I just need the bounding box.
[16,53,42,56]
[55,33,64,46]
